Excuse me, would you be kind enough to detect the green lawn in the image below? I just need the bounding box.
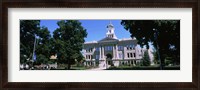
[51,64,180,70]
[106,65,180,70]
[51,64,98,70]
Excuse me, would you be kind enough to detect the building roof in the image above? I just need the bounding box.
[84,41,98,44]
[118,38,136,41]
[50,55,57,59]
[98,37,119,43]
[83,37,137,45]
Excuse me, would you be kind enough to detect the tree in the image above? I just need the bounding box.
[20,20,40,64]
[152,50,159,64]
[121,20,180,69]
[52,20,87,69]
[35,27,51,64]
[20,20,52,66]
[35,54,49,64]
[142,51,150,66]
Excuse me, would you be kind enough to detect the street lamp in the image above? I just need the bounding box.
[153,28,162,70]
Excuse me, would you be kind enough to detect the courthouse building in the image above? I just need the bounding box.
[82,22,153,69]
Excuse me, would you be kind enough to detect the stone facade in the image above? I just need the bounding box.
[82,22,153,69]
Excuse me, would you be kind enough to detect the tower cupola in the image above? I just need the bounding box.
[106,21,117,39]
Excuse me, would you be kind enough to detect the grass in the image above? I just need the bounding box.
[51,64,98,70]
[51,64,180,70]
[106,65,180,70]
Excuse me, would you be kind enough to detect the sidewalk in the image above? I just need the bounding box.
[87,67,104,70]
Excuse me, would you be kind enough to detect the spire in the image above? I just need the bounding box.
[107,20,113,27]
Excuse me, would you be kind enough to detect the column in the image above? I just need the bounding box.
[99,46,102,60]
[93,46,95,53]
[124,47,127,59]
[94,61,96,66]
[102,46,105,60]
[135,46,137,59]
[113,45,115,59]
[116,44,119,59]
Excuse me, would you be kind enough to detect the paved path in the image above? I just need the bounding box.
[87,67,105,70]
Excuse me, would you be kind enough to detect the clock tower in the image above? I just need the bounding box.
[106,21,117,39]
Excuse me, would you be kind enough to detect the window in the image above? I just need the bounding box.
[110,46,112,51]
[91,55,93,59]
[118,46,123,50]
[96,47,99,51]
[86,55,88,59]
[105,46,107,51]
[130,53,133,58]
[86,48,93,52]
[127,53,129,58]
[119,53,121,58]
[134,53,136,57]
[90,48,93,52]
[118,53,123,59]
[96,55,99,59]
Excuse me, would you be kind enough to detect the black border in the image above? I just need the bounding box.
[0,0,199,89]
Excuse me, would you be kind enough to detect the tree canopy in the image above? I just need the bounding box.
[20,20,40,64]
[142,51,150,66]
[121,20,180,69]
[20,20,87,70]
[20,20,51,65]
[35,27,51,65]
[52,20,87,69]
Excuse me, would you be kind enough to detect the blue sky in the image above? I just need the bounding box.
[40,20,131,42]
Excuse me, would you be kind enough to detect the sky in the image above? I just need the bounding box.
[40,20,131,42]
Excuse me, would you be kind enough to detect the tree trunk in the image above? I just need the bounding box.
[67,59,71,70]
[159,50,165,70]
